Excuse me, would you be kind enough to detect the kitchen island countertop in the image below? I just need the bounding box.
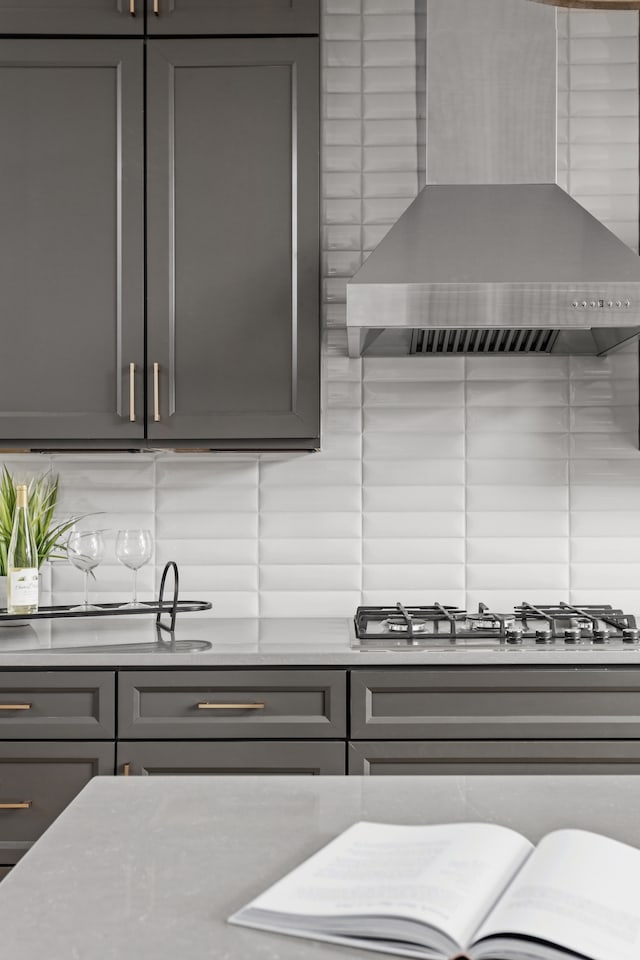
[1,773,640,959]
[1,615,640,665]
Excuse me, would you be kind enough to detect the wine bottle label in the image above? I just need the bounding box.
[8,569,38,607]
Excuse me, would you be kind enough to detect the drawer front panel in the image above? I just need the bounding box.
[118,670,346,739]
[351,668,640,740]
[117,741,345,775]
[349,741,640,776]
[0,672,115,739]
[0,866,11,881]
[147,0,319,37]
[0,742,114,863]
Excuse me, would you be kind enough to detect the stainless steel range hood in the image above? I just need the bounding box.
[346,0,640,357]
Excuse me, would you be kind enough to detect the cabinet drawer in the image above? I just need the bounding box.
[351,668,640,740]
[0,672,115,739]
[0,866,11,882]
[147,0,319,36]
[348,741,640,776]
[118,670,346,739]
[0,742,114,864]
[117,741,345,775]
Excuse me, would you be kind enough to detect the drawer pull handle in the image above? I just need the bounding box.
[0,802,31,810]
[0,704,31,711]
[153,0,160,13]
[153,362,161,422]
[197,702,265,710]
[122,763,131,777]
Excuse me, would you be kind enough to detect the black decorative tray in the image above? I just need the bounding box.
[0,600,211,623]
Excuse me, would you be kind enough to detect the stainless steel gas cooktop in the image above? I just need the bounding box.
[354,602,640,650]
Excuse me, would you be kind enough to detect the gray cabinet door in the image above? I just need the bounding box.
[146,38,319,446]
[0,741,114,864]
[0,40,144,444]
[351,668,640,740]
[348,741,640,776]
[147,0,319,36]
[118,741,345,775]
[0,671,115,739]
[118,669,346,739]
[0,0,143,34]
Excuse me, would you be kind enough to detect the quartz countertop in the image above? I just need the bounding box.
[1,773,640,959]
[0,615,639,665]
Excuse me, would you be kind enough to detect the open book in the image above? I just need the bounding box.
[229,820,640,960]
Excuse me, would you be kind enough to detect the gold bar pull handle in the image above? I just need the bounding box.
[153,0,159,14]
[129,362,136,422]
[0,704,31,711]
[153,362,160,422]
[122,763,131,777]
[129,0,136,15]
[197,702,266,710]
[0,802,31,810]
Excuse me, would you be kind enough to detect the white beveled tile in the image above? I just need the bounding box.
[363,357,465,381]
[466,590,563,611]
[261,485,361,513]
[363,66,417,93]
[323,14,361,41]
[364,485,465,513]
[467,407,569,434]
[363,590,465,607]
[567,9,639,37]
[364,432,465,460]
[325,380,361,407]
[261,564,360,591]
[570,459,640,485]
[53,456,155,488]
[364,380,464,407]
[571,538,640,563]
[363,14,415,40]
[569,589,640,612]
[364,459,464,486]
[156,539,257,566]
[165,564,258,591]
[363,563,464,590]
[569,345,638,380]
[363,539,464,564]
[260,539,361,565]
[569,380,637,406]
[571,563,640,590]
[467,460,568,486]
[570,433,640,459]
[260,457,360,487]
[364,512,466,538]
[569,64,638,91]
[569,405,638,435]
[467,538,569,564]
[465,357,569,380]
[572,486,640,510]
[569,37,638,65]
[323,407,362,433]
[261,512,362,539]
[157,486,257,513]
[317,432,362,460]
[362,39,416,67]
[467,512,570,538]
[570,512,640,537]
[467,564,569,591]
[156,513,257,540]
[364,406,465,433]
[323,352,362,383]
[155,458,258,486]
[51,563,154,599]
[467,434,569,460]
[467,486,568,512]
[259,591,361,617]
[323,67,361,95]
[570,91,638,118]
[466,381,569,407]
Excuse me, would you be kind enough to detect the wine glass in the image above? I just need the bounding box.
[116,529,153,608]
[67,530,105,611]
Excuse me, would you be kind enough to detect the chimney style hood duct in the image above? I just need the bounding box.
[346,0,640,358]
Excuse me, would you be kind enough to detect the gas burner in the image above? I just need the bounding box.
[385,616,428,634]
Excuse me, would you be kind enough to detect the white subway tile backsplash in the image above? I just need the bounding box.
[466,381,569,407]
[467,460,569,486]
[364,512,466,539]
[467,486,569,512]
[468,539,570,564]
[363,563,464,590]
[467,564,570,591]
[363,539,464,564]
[364,485,465,513]
[261,512,362,539]
[467,513,571,538]
[467,407,570,433]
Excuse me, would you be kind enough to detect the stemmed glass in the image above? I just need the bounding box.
[67,530,105,611]
[115,529,153,608]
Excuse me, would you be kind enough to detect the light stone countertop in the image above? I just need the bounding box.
[1,774,640,959]
[0,615,640,666]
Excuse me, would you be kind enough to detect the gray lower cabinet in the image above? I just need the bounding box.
[0,742,114,864]
[0,866,11,882]
[118,669,346,739]
[146,37,320,446]
[148,0,319,35]
[349,741,640,776]
[0,0,143,35]
[117,741,345,776]
[0,40,144,445]
[0,671,115,739]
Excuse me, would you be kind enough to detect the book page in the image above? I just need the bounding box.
[235,821,533,950]
[473,829,640,960]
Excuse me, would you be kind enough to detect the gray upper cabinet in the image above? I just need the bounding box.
[146,0,319,36]
[0,40,144,444]
[0,1,144,35]
[146,37,320,446]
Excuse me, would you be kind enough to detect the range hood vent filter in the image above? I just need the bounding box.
[410,328,560,355]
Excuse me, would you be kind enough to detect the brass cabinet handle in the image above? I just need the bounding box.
[197,702,266,710]
[129,0,136,15]
[129,362,136,422]
[153,362,160,422]
[0,802,31,810]
[153,0,159,13]
[122,763,131,777]
[0,704,31,711]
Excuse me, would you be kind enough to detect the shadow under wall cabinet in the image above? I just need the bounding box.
[4,663,639,882]
[0,9,320,450]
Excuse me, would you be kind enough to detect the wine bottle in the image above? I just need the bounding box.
[7,484,38,614]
